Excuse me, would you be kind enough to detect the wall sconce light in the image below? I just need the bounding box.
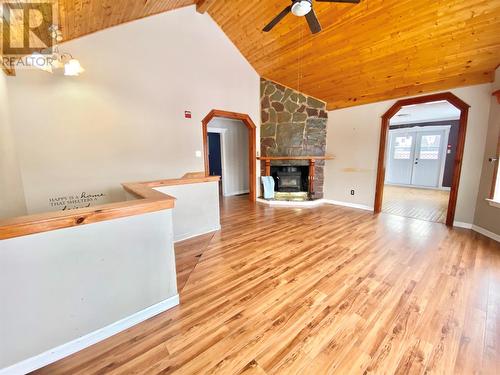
[30,25,84,76]
[30,49,85,76]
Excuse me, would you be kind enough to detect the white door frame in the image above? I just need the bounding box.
[207,127,228,196]
[386,125,451,190]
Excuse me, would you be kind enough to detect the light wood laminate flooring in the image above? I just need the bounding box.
[383,185,450,223]
[35,196,500,374]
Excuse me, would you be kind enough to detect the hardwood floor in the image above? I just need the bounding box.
[382,185,450,223]
[34,196,500,374]
[174,232,214,291]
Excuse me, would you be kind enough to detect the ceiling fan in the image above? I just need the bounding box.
[263,0,360,35]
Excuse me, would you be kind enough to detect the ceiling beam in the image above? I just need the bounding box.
[196,0,217,14]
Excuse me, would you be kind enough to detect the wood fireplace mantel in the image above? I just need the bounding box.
[257,155,334,196]
[257,155,334,161]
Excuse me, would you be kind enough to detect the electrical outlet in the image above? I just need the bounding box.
[350,190,355,196]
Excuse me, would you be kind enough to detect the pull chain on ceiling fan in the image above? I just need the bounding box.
[263,0,360,35]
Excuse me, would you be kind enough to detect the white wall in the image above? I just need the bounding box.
[4,5,259,215]
[324,83,492,224]
[208,118,249,196]
[390,101,460,125]
[0,75,27,218]
[0,209,177,370]
[474,68,500,235]
[154,181,220,242]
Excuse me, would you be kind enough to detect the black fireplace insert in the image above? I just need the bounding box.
[271,166,309,192]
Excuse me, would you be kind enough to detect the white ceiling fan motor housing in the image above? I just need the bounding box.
[291,0,312,17]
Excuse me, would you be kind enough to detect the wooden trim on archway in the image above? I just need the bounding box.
[202,109,257,202]
[374,92,470,227]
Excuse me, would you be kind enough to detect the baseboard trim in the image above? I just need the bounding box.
[323,199,374,212]
[224,190,250,197]
[452,222,499,242]
[256,198,375,211]
[471,225,500,243]
[453,221,473,229]
[256,198,325,208]
[174,225,221,243]
[385,183,451,192]
[0,295,180,375]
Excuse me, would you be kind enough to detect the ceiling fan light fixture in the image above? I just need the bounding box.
[64,59,84,76]
[291,0,312,17]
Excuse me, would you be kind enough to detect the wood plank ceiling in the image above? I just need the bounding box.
[207,0,500,109]
[58,0,195,41]
[2,0,500,109]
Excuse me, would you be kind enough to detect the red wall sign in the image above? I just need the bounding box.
[184,111,192,119]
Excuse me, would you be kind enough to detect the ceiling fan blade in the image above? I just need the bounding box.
[263,5,292,32]
[305,8,322,34]
[315,0,361,3]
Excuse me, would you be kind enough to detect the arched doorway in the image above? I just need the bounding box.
[374,92,470,226]
[202,109,256,202]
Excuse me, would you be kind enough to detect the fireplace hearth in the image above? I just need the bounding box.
[258,155,334,202]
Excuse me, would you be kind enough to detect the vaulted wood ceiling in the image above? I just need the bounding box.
[206,0,500,109]
[58,0,195,41]
[2,0,500,109]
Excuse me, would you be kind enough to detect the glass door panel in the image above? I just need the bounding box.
[386,133,415,185]
[411,131,445,187]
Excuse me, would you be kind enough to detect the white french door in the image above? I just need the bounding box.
[411,131,445,187]
[386,132,415,185]
[386,126,449,188]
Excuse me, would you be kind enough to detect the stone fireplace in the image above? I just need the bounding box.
[260,78,328,199]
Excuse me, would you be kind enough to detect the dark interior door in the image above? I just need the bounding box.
[208,132,222,177]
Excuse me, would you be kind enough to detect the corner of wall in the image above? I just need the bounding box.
[472,67,500,236]
[0,75,27,219]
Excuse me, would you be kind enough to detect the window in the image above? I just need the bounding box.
[419,134,441,160]
[393,136,413,160]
